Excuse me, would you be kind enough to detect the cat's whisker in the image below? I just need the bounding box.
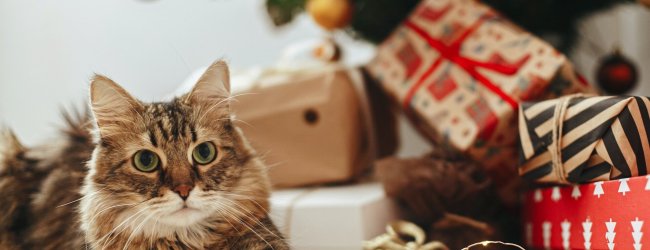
[122,210,157,250]
[57,186,112,208]
[100,212,148,249]
[198,92,258,122]
[212,205,241,234]
[87,203,138,228]
[212,201,275,250]
[204,191,268,200]
[96,203,150,248]
[198,94,237,120]
[218,92,258,106]
[147,216,161,248]
[202,188,269,214]
[216,193,270,214]
[220,197,281,241]
[57,194,94,208]
[264,161,286,170]
[208,202,254,230]
[218,117,254,128]
[253,152,286,171]
[102,204,153,249]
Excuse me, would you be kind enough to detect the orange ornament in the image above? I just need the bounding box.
[640,0,650,7]
[307,0,353,30]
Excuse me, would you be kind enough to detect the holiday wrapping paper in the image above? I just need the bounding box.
[524,175,650,250]
[366,0,593,183]
[519,96,650,184]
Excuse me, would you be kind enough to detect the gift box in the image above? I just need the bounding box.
[524,175,650,250]
[228,66,397,188]
[270,182,402,250]
[366,0,593,184]
[174,39,398,188]
[519,96,650,184]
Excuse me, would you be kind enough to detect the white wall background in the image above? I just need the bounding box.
[572,5,650,97]
[0,0,328,145]
[0,0,648,157]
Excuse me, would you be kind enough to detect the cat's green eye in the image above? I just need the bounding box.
[192,142,217,165]
[133,150,159,172]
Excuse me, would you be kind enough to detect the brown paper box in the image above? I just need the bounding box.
[232,67,393,188]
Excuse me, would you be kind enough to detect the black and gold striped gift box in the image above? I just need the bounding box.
[518,95,650,184]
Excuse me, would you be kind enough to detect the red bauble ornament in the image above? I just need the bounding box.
[596,50,639,95]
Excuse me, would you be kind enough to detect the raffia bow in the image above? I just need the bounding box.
[363,221,448,250]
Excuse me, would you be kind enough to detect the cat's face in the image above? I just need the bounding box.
[82,61,270,239]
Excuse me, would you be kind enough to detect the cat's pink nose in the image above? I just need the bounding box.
[174,184,193,200]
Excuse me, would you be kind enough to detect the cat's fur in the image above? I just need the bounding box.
[0,61,288,249]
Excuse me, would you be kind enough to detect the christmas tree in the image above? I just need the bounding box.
[266,0,638,52]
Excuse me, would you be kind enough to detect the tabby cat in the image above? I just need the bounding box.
[0,61,288,249]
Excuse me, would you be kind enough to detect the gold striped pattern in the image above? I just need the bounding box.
[518,96,650,183]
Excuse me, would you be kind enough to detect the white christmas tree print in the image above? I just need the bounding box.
[645,175,650,190]
[594,181,605,198]
[552,187,562,201]
[632,217,643,250]
[543,221,552,250]
[583,218,593,250]
[572,185,582,199]
[534,189,543,202]
[562,220,571,250]
[606,218,616,250]
[618,178,630,196]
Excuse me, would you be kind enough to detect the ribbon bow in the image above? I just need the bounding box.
[363,221,448,250]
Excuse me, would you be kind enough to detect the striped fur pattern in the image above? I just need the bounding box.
[0,110,95,249]
[519,96,650,184]
[0,60,288,249]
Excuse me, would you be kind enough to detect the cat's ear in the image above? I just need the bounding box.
[185,60,231,104]
[89,75,144,137]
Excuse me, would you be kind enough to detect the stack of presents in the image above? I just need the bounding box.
[219,0,650,249]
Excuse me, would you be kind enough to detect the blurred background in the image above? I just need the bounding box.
[0,0,649,156]
[2,1,650,249]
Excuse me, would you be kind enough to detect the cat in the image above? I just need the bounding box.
[0,60,289,250]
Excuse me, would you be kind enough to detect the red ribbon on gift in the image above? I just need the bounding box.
[402,8,531,112]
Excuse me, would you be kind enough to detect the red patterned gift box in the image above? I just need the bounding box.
[525,175,650,250]
[366,0,594,184]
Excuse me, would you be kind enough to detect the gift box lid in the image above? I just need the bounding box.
[270,182,402,250]
[271,182,388,207]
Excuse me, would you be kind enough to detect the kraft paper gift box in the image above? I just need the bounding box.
[230,66,398,188]
[524,175,650,250]
[366,0,594,185]
[269,182,402,250]
[519,96,650,184]
[175,65,398,188]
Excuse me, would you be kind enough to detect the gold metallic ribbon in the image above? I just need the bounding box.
[364,220,526,250]
[363,221,448,250]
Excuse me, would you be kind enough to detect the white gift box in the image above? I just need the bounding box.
[270,182,402,250]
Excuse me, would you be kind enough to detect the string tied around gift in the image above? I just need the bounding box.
[249,65,378,167]
[268,65,379,239]
[550,93,585,184]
